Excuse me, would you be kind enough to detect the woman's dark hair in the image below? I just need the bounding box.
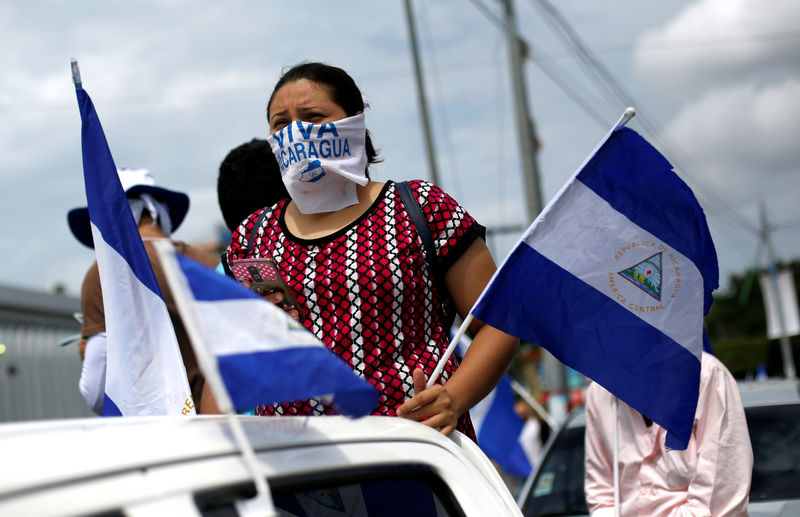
[267,62,381,173]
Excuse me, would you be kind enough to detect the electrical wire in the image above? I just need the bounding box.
[462,0,760,264]
[466,0,610,127]
[416,0,464,199]
[524,0,760,237]
[465,0,504,32]
[528,49,612,128]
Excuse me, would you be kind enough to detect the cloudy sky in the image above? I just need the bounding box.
[1,0,798,299]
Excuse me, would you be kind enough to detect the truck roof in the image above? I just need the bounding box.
[0,415,523,516]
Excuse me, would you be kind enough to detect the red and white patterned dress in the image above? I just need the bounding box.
[227,180,484,438]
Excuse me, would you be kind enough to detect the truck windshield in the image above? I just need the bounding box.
[748,403,800,502]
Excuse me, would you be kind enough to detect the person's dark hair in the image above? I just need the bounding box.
[267,62,381,174]
[217,138,289,231]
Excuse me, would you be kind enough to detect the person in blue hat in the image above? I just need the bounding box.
[69,168,218,414]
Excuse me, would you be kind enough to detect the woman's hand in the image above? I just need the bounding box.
[240,279,300,321]
[260,289,301,321]
[396,368,459,436]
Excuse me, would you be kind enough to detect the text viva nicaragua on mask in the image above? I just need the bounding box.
[268,113,368,214]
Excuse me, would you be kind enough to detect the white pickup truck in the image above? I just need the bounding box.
[0,415,523,516]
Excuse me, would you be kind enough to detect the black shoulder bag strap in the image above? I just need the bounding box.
[396,181,455,328]
[246,209,271,255]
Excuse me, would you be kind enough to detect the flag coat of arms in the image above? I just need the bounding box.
[73,64,193,416]
[473,124,718,449]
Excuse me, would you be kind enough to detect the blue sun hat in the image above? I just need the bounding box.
[67,168,189,249]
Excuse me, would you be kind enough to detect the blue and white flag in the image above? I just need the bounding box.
[455,334,535,478]
[171,253,379,416]
[470,376,534,477]
[73,64,193,416]
[473,123,718,450]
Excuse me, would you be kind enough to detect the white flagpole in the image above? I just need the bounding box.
[427,314,473,388]
[426,108,637,390]
[613,396,621,517]
[153,240,277,517]
[433,323,558,430]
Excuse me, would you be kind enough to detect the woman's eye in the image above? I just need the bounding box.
[271,120,288,131]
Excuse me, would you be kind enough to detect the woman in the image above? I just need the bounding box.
[227,62,518,437]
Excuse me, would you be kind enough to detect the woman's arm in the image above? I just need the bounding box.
[397,238,519,434]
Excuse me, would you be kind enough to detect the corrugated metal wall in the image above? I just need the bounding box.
[0,286,94,422]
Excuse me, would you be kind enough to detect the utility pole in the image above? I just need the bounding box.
[758,202,797,380]
[499,0,567,422]
[500,0,543,219]
[403,0,441,186]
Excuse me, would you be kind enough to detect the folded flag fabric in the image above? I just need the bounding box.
[173,253,379,416]
[454,332,535,477]
[73,66,193,416]
[473,125,718,450]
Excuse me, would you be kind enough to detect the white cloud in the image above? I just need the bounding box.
[629,0,800,287]
[635,0,800,96]
[3,0,798,297]
[667,78,800,186]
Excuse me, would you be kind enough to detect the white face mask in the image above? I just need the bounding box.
[269,113,369,214]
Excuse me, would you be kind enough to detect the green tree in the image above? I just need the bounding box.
[705,260,800,378]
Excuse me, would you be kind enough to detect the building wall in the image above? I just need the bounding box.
[0,286,94,421]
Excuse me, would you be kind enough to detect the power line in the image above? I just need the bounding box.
[527,49,611,127]
[524,0,760,237]
[2,60,516,115]
[467,0,610,126]
[466,0,768,244]
[416,0,464,198]
[775,220,800,230]
[536,29,800,59]
[466,0,504,31]
[467,0,759,251]
[465,0,777,271]
[526,0,636,109]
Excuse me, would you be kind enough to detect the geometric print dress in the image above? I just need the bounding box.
[227,180,485,438]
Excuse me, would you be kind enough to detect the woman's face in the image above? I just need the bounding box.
[268,79,348,134]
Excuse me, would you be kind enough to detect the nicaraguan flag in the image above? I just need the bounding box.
[73,67,193,416]
[470,376,534,477]
[472,125,718,450]
[174,254,379,416]
[455,333,535,477]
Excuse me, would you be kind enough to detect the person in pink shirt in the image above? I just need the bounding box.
[584,352,753,516]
